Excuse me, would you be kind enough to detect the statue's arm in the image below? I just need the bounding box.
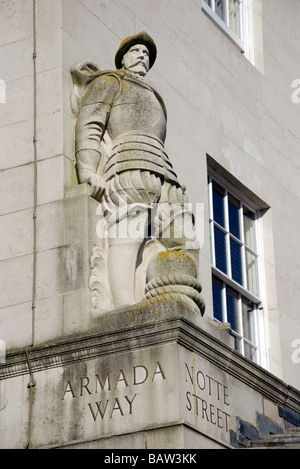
[74,75,119,199]
[75,105,110,199]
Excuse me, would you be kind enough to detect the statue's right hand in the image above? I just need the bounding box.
[87,173,105,201]
[75,150,105,201]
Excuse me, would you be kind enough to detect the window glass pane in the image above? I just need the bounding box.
[243,206,257,252]
[245,248,259,296]
[204,0,212,6]
[226,287,239,332]
[228,193,241,239]
[208,177,262,364]
[229,0,241,38]
[215,0,225,21]
[230,237,243,284]
[212,181,225,227]
[214,226,227,273]
[212,276,223,322]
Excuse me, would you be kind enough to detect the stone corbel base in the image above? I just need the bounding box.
[1,299,300,449]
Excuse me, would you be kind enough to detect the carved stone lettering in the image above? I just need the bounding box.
[62,361,166,421]
[184,362,231,432]
[88,394,137,421]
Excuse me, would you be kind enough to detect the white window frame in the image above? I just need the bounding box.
[202,0,254,63]
[208,174,269,368]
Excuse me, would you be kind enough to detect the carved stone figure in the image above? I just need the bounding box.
[71,32,205,315]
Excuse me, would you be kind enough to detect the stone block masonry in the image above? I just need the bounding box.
[1,300,299,449]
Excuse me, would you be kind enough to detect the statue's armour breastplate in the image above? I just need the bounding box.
[107,78,167,141]
[105,78,179,186]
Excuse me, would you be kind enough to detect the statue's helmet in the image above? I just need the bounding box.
[115,31,157,70]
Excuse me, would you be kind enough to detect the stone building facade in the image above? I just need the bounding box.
[0,0,300,449]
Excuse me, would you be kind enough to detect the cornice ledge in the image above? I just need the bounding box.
[0,299,229,378]
[175,317,300,415]
[1,298,300,417]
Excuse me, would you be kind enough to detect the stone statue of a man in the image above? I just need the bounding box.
[71,32,204,315]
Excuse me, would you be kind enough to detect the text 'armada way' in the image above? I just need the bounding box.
[62,362,166,421]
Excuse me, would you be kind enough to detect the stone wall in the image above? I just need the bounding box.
[1,301,300,449]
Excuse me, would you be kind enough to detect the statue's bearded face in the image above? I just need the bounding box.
[121,44,150,76]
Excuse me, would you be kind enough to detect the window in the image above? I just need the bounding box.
[208,175,267,366]
[202,0,254,62]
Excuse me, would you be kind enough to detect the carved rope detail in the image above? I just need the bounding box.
[144,274,205,315]
[145,274,202,293]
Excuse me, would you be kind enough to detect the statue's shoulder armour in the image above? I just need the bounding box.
[90,70,124,102]
[71,63,125,112]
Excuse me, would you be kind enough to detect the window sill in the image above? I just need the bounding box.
[202,1,245,54]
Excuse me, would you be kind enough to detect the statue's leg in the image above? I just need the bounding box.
[104,170,162,308]
[108,208,148,307]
